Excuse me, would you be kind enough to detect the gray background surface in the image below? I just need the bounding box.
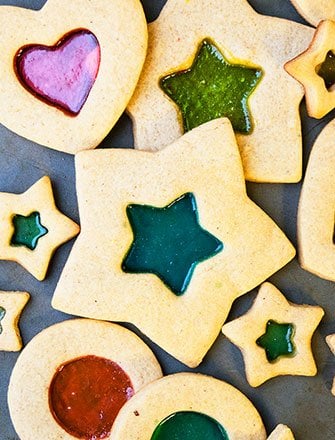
[0,0,334,439]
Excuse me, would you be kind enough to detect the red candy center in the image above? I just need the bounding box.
[15,29,100,115]
[49,355,134,440]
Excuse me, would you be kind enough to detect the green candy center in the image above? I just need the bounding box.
[122,193,223,295]
[256,319,295,363]
[316,51,335,89]
[11,211,48,251]
[151,411,229,440]
[160,39,263,134]
[0,306,6,335]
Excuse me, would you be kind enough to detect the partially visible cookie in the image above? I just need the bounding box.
[326,334,335,396]
[0,176,79,280]
[110,373,267,439]
[128,0,314,182]
[297,119,335,281]
[0,0,147,154]
[285,20,335,119]
[222,282,324,387]
[8,319,162,440]
[290,0,335,27]
[0,291,29,351]
[268,424,295,440]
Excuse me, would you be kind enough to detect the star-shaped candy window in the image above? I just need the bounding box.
[160,40,262,134]
[222,282,324,386]
[0,305,6,334]
[122,193,223,295]
[0,291,29,351]
[256,320,295,363]
[11,212,48,251]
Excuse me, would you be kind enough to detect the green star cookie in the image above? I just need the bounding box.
[256,320,295,362]
[0,305,6,334]
[160,40,262,134]
[11,212,48,251]
[122,193,223,295]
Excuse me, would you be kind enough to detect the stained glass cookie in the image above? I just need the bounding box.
[127,0,314,183]
[0,176,79,280]
[222,283,324,387]
[326,334,335,396]
[8,319,162,440]
[52,118,295,367]
[0,291,29,351]
[0,0,147,153]
[290,0,335,27]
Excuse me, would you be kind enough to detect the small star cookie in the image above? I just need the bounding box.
[222,282,324,387]
[285,20,335,118]
[127,0,314,182]
[297,119,335,281]
[0,291,29,351]
[0,0,147,154]
[8,319,162,440]
[52,118,295,367]
[326,334,335,396]
[268,424,295,440]
[290,0,335,27]
[0,176,79,280]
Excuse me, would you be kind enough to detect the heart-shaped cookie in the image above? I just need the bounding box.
[0,0,147,154]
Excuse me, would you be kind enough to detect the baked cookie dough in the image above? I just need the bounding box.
[0,176,79,280]
[222,282,324,387]
[52,119,295,367]
[8,319,162,440]
[297,119,335,281]
[0,0,147,154]
[127,0,314,183]
[267,424,295,440]
[0,291,29,351]
[285,20,335,118]
[326,334,335,396]
[109,373,267,439]
[290,0,335,27]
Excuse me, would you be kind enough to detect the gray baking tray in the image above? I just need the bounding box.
[0,0,334,438]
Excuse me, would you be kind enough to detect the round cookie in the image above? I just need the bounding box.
[8,319,162,440]
[110,373,267,439]
[0,0,147,154]
[290,0,335,27]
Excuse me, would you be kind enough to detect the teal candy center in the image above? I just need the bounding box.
[256,320,295,363]
[160,39,263,134]
[0,306,6,335]
[316,51,335,89]
[11,211,48,251]
[151,411,229,440]
[122,193,223,295]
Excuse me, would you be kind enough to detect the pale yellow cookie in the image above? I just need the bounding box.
[290,0,335,27]
[326,334,335,396]
[0,291,29,351]
[0,176,79,280]
[297,119,335,281]
[8,319,162,440]
[285,20,335,119]
[0,0,147,154]
[267,424,295,440]
[110,373,267,439]
[222,282,324,387]
[127,0,313,183]
[52,119,295,367]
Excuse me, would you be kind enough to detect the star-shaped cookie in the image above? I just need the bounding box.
[222,282,324,387]
[285,20,335,118]
[52,119,295,367]
[0,291,29,351]
[326,334,335,396]
[267,424,295,440]
[0,176,79,280]
[290,0,335,27]
[127,0,313,183]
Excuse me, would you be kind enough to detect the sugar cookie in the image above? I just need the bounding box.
[222,282,324,387]
[326,334,335,396]
[290,0,335,27]
[8,319,162,440]
[268,424,295,440]
[0,291,29,351]
[52,119,295,367]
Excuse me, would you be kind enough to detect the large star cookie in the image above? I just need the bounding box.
[0,176,79,280]
[326,334,335,396]
[297,120,335,281]
[267,425,295,440]
[127,0,313,183]
[52,119,295,367]
[222,282,324,387]
[290,0,335,26]
[285,20,335,118]
[0,291,29,351]
[0,0,147,153]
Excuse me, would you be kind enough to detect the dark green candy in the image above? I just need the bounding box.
[122,193,223,295]
[316,51,335,89]
[11,211,48,251]
[0,306,6,335]
[256,320,295,363]
[160,39,262,134]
